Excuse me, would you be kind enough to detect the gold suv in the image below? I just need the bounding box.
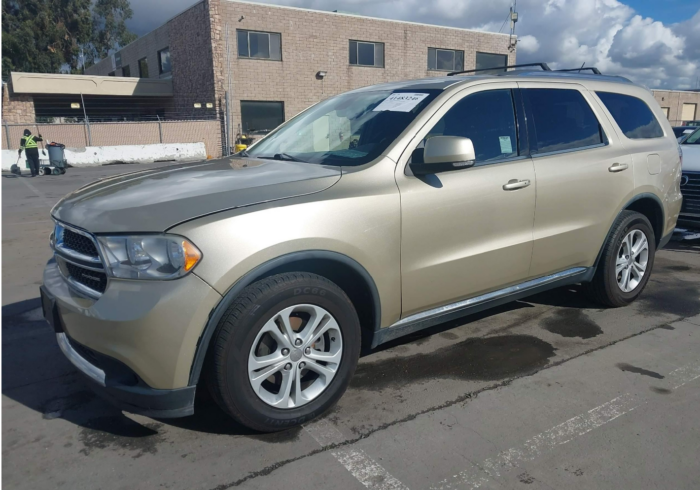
[41,67,682,431]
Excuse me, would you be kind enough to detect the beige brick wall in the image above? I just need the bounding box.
[2,83,36,125]
[86,22,171,79]
[217,0,515,134]
[652,89,700,126]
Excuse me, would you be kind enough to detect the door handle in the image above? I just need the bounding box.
[503,179,531,191]
[608,163,629,172]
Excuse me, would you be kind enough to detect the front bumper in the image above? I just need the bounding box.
[42,283,201,418]
[42,258,221,414]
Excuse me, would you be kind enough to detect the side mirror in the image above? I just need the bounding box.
[410,136,476,176]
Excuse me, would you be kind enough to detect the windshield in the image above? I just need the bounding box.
[682,128,700,145]
[244,89,441,166]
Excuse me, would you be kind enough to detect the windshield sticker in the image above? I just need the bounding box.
[373,93,430,112]
[499,136,513,154]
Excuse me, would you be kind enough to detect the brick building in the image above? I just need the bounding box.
[651,89,700,126]
[85,0,516,145]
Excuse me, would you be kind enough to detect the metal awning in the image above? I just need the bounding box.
[10,72,172,97]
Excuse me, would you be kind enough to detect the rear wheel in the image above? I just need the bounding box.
[583,210,655,307]
[38,167,47,176]
[206,272,361,432]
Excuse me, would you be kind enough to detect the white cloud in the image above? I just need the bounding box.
[127,0,700,89]
[518,35,540,54]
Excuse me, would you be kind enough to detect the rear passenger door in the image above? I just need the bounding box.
[519,83,634,278]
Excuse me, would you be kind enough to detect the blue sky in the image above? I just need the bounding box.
[126,0,700,89]
[625,0,700,24]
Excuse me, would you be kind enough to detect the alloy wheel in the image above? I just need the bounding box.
[616,229,649,293]
[248,304,343,408]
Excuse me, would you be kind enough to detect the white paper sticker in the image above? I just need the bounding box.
[373,93,430,112]
[499,136,513,154]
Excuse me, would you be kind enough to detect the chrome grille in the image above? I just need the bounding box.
[63,228,99,258]
[680,171,700,217]
[53,221,107,299]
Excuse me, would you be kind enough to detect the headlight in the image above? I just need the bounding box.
[96,235,202,280]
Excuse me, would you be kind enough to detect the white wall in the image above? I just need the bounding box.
[1,142,206,171]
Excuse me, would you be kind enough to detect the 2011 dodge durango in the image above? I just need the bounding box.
[41,67,682,431]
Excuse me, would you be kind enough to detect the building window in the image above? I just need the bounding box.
[237,30,282,60]
[476,52,508,73]
[428,48,464,72]
[596,92,664,139]
[108,71,115,76]
[158,48,171,74]
[122,65,131,77]
[682,103,697,122]
[241,101,285,134]
[349,40,384,68]
[115,52,122,68]
[661,107,669,118]
[138,57,149,78]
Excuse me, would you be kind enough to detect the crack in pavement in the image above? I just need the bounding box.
[207,321,680,489]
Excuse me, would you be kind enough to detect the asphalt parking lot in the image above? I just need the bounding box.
[2,164,700,490]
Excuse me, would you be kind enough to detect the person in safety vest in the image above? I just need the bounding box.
[19,129,43,177]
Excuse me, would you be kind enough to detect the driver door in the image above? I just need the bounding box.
[395,84,537,317]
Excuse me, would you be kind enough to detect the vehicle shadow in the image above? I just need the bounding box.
[0,284,609,439]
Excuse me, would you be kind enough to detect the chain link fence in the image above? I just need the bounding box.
[2,118,224,158]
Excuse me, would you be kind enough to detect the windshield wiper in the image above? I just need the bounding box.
[257,153,304,162]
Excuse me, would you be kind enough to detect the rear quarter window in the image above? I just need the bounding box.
[596,92,664,139]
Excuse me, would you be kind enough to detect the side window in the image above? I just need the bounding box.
[523,88,604,154]
[414,89,518,164]
[596,92,664,139]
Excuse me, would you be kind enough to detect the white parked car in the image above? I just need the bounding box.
[679,129,700,228]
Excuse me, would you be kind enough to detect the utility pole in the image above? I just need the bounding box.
[509,1,518,52]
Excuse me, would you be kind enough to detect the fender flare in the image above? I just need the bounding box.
[188,250,381,386]
[590,192,666,275]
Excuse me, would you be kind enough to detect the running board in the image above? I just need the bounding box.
[372,267,592,348]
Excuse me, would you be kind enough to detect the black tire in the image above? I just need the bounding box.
[583,211,656,307]
[38,167,47,176]
[206,272,361,432]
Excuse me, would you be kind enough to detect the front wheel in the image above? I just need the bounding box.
[206,272,361,432]
[583,210,656,307]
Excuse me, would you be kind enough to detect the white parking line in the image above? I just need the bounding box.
[333,448,411,490]
[666,363,700,388]
[430,360,700,490]
[304,419,411,490]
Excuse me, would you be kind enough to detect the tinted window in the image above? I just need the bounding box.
[596,92,664,139]
[138,58,149,78]
[122,65,130,77]
[683,129,700,145]
[523,89,603,154]
[417,89,518,163]
[158,48,171,74]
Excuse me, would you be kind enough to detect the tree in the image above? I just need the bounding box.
[86,0,138,68]
[1,0,137,78]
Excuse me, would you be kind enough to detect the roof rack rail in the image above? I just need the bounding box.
[555,67,602,75]
[447,62,552,76]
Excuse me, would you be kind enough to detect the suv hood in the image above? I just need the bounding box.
[52,158,342,233]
